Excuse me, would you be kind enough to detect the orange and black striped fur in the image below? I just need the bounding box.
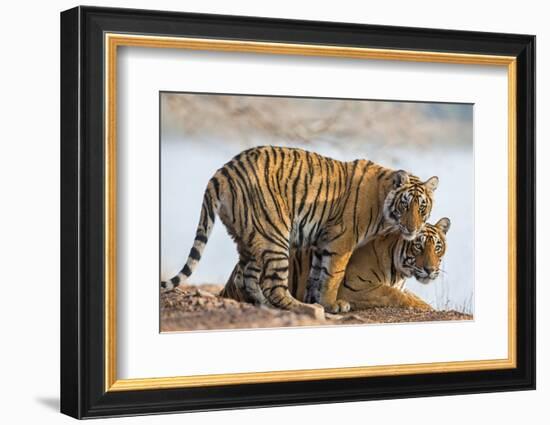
[162,146,438,314]
[223,218,450,311]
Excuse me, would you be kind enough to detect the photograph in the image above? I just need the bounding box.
[160,92,474,332]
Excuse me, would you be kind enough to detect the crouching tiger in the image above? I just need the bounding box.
[162,146,438,315]
[222,218,451,311]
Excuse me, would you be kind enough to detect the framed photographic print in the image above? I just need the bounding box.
[60,6,535,419]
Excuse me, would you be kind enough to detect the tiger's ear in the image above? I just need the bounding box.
[424,176,439,192]
[435,217,451,234]
[392,170,410,189]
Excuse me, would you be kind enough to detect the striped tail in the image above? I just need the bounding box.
[161,179,220,290]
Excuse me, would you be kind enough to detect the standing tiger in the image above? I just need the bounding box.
[161,146,438,314]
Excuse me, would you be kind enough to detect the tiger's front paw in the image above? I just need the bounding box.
[408,299,433,311]
[403,291,433,311]
[324,299,351,314]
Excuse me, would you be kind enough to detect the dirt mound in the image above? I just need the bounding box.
[160,285,472,332]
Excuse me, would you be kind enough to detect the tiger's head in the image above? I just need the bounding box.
[399,217,451,284]
[384,170,439,240]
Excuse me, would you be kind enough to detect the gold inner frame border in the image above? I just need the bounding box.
[104,33,517,392]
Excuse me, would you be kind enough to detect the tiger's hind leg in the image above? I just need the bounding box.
[219,263,246,301]
[260,252,325,320]
[220,260,261,304]
[241,260,270,306]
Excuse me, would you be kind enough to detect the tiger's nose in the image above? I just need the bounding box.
[424,266,436,275]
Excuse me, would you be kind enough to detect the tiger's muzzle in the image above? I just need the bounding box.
[414,267,440,284]
[399,225,419,241]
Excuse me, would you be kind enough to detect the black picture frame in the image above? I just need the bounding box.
[60,5,535,419]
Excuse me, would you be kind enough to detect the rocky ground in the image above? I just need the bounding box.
[161,285,473,332]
